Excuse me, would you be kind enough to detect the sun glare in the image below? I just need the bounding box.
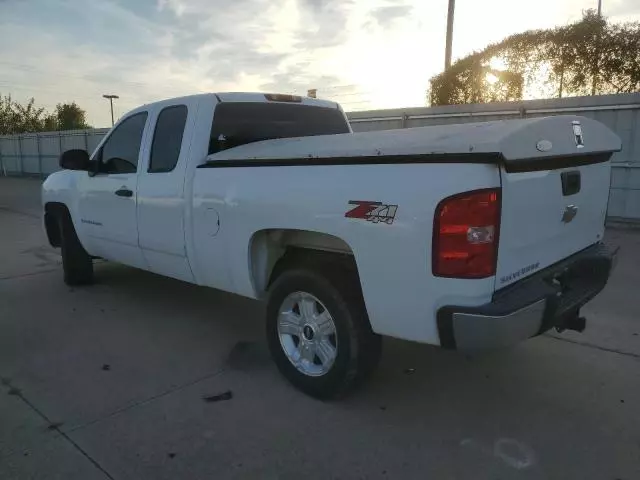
[489,56,508,72]
[486,72,499,84]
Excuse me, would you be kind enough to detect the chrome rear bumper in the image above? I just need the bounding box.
[437,243,617,351]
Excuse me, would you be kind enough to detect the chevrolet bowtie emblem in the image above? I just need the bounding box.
[562,205,578,223]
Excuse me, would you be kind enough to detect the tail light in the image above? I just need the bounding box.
[432,188,501,278]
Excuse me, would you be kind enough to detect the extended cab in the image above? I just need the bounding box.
[42,92,620,398]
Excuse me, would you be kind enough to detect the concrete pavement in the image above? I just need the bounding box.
[1,177,639,479]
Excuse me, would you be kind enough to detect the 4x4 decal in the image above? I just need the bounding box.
[345,201,398,225]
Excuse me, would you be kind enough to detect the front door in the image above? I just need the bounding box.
[78,111,149,269]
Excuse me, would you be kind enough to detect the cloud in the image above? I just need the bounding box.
[0,0,433,123]
[259,64,345,95]
[605,0,640,19]
[157,0,187,17]
[294,0,355,49]
[6,0,635,127]
[370,4,413,28]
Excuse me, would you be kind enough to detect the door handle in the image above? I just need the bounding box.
[114,187,133,198]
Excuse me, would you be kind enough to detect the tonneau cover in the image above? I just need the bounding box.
[203,115,621,170]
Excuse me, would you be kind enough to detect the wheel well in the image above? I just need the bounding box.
[44,202,68,247]
[249,229,358,297]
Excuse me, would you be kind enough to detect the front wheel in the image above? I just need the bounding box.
[266,261,381,399]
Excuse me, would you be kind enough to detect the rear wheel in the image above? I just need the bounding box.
[266,259,381,399]
[57,210,93,286]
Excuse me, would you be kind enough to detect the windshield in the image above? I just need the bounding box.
[208,102,350,154]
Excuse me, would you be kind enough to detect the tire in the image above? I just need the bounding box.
[266,257,381,399]
[57,209,93,286]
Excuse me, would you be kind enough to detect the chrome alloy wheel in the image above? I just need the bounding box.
[277,292,338,377]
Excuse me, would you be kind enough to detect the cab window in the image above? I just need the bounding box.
[149,105,188,173]
[99,112,148,174]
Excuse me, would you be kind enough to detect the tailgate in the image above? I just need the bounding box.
[496,159,610,288]
[494,115,620,289]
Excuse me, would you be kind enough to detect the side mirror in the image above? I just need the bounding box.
[59,149,90,171]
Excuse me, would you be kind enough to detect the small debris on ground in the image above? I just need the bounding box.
[403,368,416,375]
[203,390,233,403]
[101,364,111,371]
[379,406,387,411]
[167,452,176,459]
[47,422,63,430]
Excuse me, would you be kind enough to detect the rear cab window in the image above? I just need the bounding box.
[149,105,188,173]
[208,102,350,154]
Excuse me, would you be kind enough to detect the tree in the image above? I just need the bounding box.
[428,11,640,106]
[53,102,90,131]
[0,94,13,134]
[0,96,90,134]
[0,95,47,135]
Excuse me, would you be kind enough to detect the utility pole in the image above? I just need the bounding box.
[592,0,603,95]
[444,0,456,70]
[102,94,119,126]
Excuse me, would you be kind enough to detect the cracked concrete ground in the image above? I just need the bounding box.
[1,176,639,480]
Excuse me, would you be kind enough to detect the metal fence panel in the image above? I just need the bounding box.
[39,133,63,176]
[87,129,109,153]
[0,136,20,175]
[19,136,40,174]
[1,94,639,220]
[0,129,110,177]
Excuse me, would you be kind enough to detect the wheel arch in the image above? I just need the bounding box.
[248,229,359,298]
[44,202,70,247]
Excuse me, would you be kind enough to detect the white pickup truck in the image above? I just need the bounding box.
[42,92,620,398]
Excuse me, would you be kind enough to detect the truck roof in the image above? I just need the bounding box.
[130,92,340,112]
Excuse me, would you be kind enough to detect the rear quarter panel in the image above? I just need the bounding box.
[192,162,500,345]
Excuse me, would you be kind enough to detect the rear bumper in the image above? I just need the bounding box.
[437,243,617,351]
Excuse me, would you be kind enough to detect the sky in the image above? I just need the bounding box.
[1,0,639,127]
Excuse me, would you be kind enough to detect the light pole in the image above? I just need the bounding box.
[597,0,602,16]
[444,0,456,70]
[102,94,119,126]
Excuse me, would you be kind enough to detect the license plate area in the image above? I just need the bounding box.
[545,250,614,317]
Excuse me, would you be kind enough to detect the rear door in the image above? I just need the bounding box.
[137,98,198,282]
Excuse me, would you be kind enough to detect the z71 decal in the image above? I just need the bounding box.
[345,201,398,225]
